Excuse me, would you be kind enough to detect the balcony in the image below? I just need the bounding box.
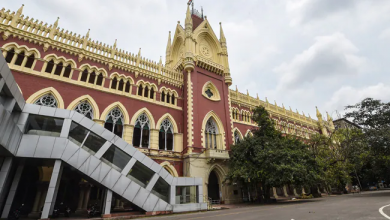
[204,148,229,159]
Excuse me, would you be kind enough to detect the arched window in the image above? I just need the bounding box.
[133,113,150,148]
[5,49,15,63]
[144,87,149,98]
[161,91,165,102]
[234,130,241,144]
[150,88,154,99]
[171,94,175,105]
[45,60,55,73]
[80,69,88,82]
[63,64,72,78]
[74,101,94,119]
[166,94,170,104]
[96,74,104,86]
[111,78,118,89]
[34,94,57,108]
[54,62,63,76]
[205,118,218,149]
[88,71,96,84]
[159,118,174,151]
[14,51,25,66]
[138,85,143,96]
[118,79,124,91]
[25,54,35,68]
[125,81,131,93]
[104,107,124,137]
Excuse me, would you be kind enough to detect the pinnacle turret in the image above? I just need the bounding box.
[165,31,171,65]
[185,4,193,31]
[219,22,226,45]
[17,4,24,15]
[53,17,59,28]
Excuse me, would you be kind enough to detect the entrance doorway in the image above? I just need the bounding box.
[208,170,220,204]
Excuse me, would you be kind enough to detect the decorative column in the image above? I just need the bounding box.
[101,189,113,217]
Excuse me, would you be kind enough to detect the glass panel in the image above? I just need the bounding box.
[25,54,35,68]
[167,133,173,151]
[159,131,165,150]
[88,72,96,84]
[141,128,149,148]
[68,122,89,146]
[125,82,131,93]
[63,65,71,78]
[111,78,117,89]
[118,80,124,91]
[45,60,55,73]
[25,115,64,137]
[82,130,106,154]
[113,124,123,137]
[127,161,155,188]
[5,49,15,63]
[96,74,103,86]
[101,145,132,172]
[14,52,25,66]
[175,186,198,204]
[132,126,141,147]
[152,177,170,203]
[54,62,63,76]
[80,70,88,82]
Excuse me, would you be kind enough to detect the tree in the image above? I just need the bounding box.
[344,98,390,186]
[227,106,321,202]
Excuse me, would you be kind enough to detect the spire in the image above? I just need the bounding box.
[247,89,249,96]
[316,106,323,121]
[219,22,226,44]
[138,48,141,57]
[257,93,259,100]
[185,3,193,31]
[86,29,90,39]
[17,4,24,15]
[235,85,238,92]
[165,31,171,63]
[326,111,332,121]
[113,39,117,48]
[53,17,59,28]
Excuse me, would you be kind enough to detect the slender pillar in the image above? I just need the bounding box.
[82,185,91,210]
[0,157,13,212]
[40,160,63,219]
[1,162,24,219]
[29,184,44,217]
[102,189,112,217]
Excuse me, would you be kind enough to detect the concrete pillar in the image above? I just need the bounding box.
[0,157,13,212]
[1,162,24,219]
[40,160,63,219]
[102,189,112,217]
[82,185,91,209]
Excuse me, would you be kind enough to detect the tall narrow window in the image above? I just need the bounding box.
[150,88,154,99]
[161,91,165,102]
[80,69,88,82]
[45,60,55,73]
[234,130,241,144]
[132,113,150,148]
[104,107,124,137]
[125,81,131,93]
[144,87,149,98]
[88,71,96,84]
[138,85,143,96]
[159,118,174,151]
[34,94,57,108]
[205,118,218,149]
[14,51,25,66]
[25,54,35,68]
[166,94,170,104]
[63,64,72,78]
[171,94,175,105]
[5,49,15,63]
[74,101,94,119]
[54,62,63,76]
[118,79,124,91]
[96,74,103,86]
[111,78,118,89]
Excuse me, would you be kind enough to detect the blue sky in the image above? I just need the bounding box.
[3,0,390,119]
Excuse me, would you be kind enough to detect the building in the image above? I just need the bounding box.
[0,3,335,218]
[333,118,362,130]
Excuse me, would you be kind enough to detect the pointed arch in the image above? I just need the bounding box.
[42,53,77,67]
[201,111,226,149]
[232,127,243,143]
[2,42,41,58]
[130,107,156,129]
[245,129,254,137]
[26,87,65,109]
[205,164,227,185]
[202,81,221,101]
[100,102,130,124]
[156,113,178,133]
[67,95,100,120]
[160,161,178,177]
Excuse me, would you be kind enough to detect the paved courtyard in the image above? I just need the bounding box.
[138,191,390,220]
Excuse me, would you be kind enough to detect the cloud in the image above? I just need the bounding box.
[324,83,390,115]
[273,33,366,89]
[379,28,390,40]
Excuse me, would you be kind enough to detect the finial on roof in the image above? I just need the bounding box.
[159,56,162,64]
[53,17,59,27]
[113,39,117,48]
[17,4,24,15]
[138,48,141,56]
[219,22,226,44]
[266,97,269,103]
[86,29,90,38]
[257,93,259,100]
[274,100,277,106]
[235,85,238,92]
[247,89,249,96]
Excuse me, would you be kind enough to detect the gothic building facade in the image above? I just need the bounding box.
[0,3,335,208]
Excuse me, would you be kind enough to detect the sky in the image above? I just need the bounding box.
[3,0,390,119]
